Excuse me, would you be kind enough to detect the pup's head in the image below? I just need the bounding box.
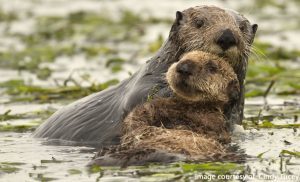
[166,51,239,103]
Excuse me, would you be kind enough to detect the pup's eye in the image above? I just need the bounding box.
[206,60,218,73]
[194,19,204,28]
[183,59,193,62]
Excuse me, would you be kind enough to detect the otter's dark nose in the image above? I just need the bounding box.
[216,29,237,51]
[176,62,193,76]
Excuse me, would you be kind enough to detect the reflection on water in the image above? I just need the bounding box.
[0,132,98,181]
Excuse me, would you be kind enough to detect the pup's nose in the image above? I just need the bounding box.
[176,62,193,76]
[216,29,237,51]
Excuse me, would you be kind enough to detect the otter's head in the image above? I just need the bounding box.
[166,51,239,103]
[170,5,258,67]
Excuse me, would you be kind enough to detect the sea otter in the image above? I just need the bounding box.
[90,51,240,166]
[34,5,257,146]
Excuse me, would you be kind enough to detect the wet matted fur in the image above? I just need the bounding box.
[34,6,257,146]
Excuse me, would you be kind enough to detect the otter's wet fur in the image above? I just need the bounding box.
[34,5,257,146]
[91,51,241,166]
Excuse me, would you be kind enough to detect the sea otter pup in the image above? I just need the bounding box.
[91,51,240,167]
[34,5,257,146]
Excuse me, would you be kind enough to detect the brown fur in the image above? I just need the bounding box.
[166,51,238,102]
[92,51,240,167]
[34,5,257,145]
[174,5,255,67]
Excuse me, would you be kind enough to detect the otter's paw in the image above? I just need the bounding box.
[88,155,125,167]
[128,150,187,165]
[88,149,187,167]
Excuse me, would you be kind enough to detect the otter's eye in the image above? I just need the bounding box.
[194,19,204,28]
[239,21,248,32]
[206,60,218,73]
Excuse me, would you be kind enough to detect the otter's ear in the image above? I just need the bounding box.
[175,11,185,26]
[170,11,186,33]
[252,24,258,34]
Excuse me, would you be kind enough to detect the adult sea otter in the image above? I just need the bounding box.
[34,5,258,146]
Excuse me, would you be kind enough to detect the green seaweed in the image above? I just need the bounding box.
[29,173,57,181]
[68,169,82,175]
[148,34,164,53]
[247,0,286,11]
[0,109,54,122]
[80,45,117,57]
[41,158,71,164]
[0,44,76,75]
[144,173,182,181]
[0,79,119,103]
[280,150,300,158]
[105,57,125,67]
[252,41,300,61]
[14,10,171,46]
[93,162,245,181]
[0,9,172,81]
[36,67,52,80]
[32,165,48,170]
[180,162,243,173]
[245,89,265,98]
[245,41,300,98]
[0,165,20,173]
[105,57,125,73]
[88,164,102,174]
[0,162,26,166]
[0,162,25,173]
[0,110,20,121]
[243,120,300,129]
[0,124,37,132]
[257,150,270,159]
[0,8,18,22]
